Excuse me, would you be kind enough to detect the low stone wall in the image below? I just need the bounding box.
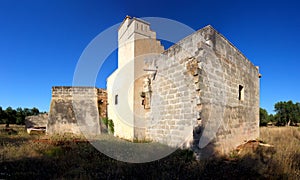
[47,86,102,135]
[25,113,48,128]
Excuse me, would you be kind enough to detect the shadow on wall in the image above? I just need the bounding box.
[191,125,218,160]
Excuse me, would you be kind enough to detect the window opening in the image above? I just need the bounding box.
[115,94,118,105]
[238,85,244,101]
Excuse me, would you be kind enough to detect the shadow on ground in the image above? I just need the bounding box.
[1,126,300,179]
[0,137,292,179]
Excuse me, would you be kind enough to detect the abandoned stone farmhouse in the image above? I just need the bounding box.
[28,16,261,154]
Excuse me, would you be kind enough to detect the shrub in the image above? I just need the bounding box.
[107,119,114,134]
[101,117,108,127]
[101,117,114,134]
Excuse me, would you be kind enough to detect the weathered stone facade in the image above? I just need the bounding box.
[107,17,260,155]
[25,113,48,129]
[47,86,106,135]
[144,25,260,154]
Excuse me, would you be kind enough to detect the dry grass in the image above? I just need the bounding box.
[259,126,300,178]
[0,125,300,179]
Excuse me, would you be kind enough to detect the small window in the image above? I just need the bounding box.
[238,85,244,101]
[136,23,138,29]
[115,95,118,105]
[141,24,143,31]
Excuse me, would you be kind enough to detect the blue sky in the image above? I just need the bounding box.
[0,0,299,114]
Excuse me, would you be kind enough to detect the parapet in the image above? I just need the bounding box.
[51,86,99,99]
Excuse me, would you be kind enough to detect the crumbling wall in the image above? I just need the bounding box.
[47,86,101,135]
[97,89,107,118]
[145,25,260,154]
[25,113,48,128]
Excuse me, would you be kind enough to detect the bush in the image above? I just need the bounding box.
[101,117,114,134]
[107,119,114,134]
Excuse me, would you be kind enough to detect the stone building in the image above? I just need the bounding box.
[106,16,261,154]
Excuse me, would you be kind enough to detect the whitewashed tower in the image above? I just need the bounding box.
[107,16,164,140]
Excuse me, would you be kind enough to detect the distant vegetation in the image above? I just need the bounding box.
[260,100,300,126]
[0,106,43,127]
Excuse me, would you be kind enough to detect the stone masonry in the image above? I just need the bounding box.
[143,25,260,154]
[47,86,106,135]
[25,113,48,129]
[48,17,260,156]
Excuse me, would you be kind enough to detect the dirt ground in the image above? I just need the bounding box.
[0,125,299,179]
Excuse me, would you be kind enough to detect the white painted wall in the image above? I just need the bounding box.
[107,16,163,140]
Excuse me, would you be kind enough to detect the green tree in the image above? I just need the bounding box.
[274,100,300,126]
[294,102,300,123]
[31,107,39,115]
[23,108,31,117]
[5,107,17,127]
[259,108,269,126]
[0,106,42,125]
[268,114,276,123]
[0,106,3,124]
[16,107,25,125]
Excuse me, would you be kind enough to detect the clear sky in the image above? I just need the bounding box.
[0,0,299,114]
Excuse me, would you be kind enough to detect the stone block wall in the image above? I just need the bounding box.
[25,113,48,129]
[47,86,103,135]
[144,25,260,154]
